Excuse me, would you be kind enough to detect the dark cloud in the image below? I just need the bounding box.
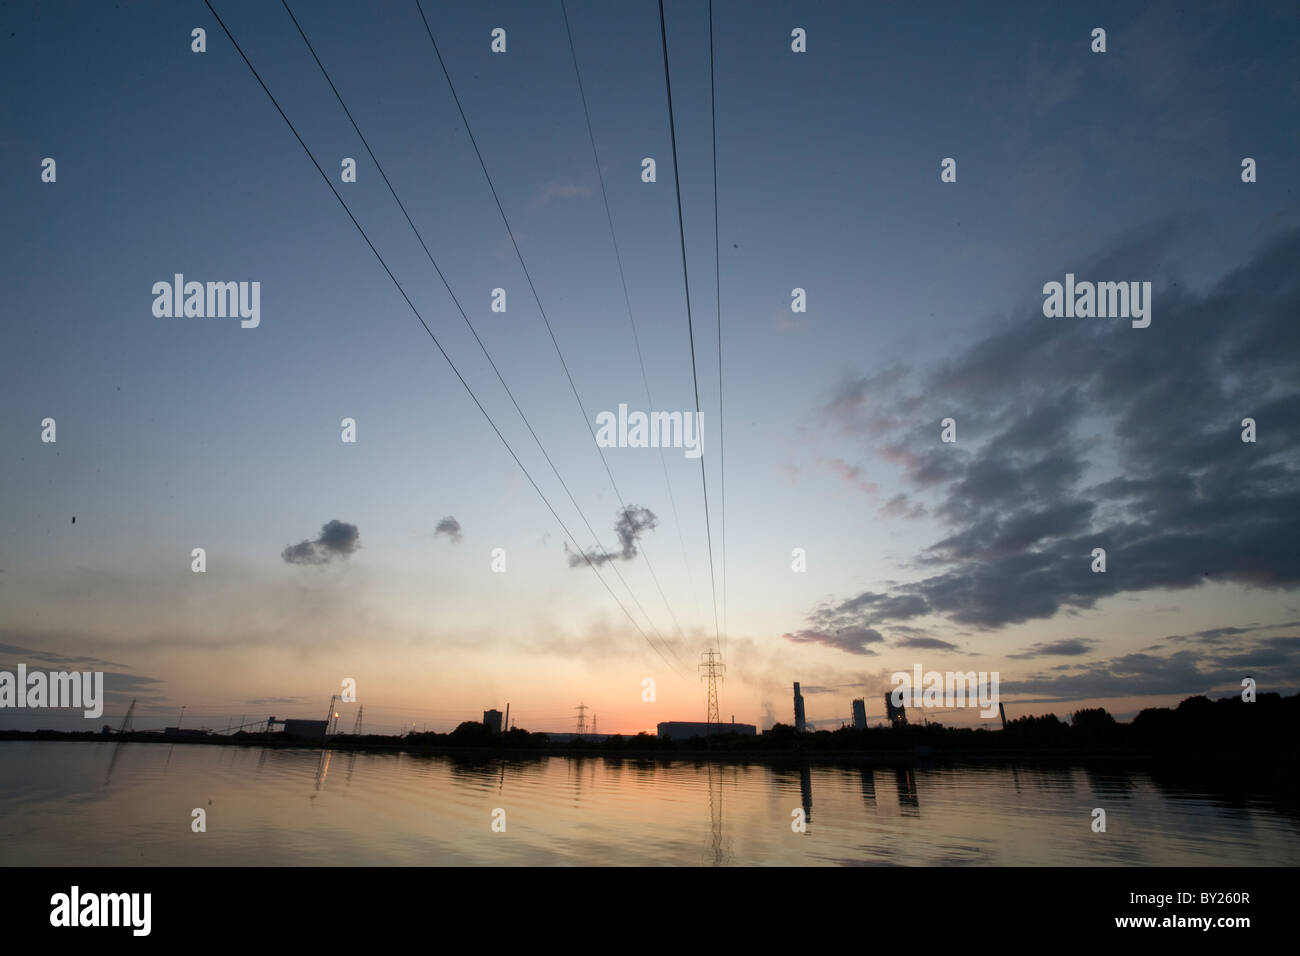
[0,643,130,670]
[434,516,463,544]
[567,506,658,568]
[794,227,1300,645]
[1007,638,1099,660]
[1163,621,1300,645]
[1004,636,1300,702]
[281,520,360,566]
[893,636,960,651]
[1208,635,1300,669]
[801,591,929,638]
[782,626,883,655]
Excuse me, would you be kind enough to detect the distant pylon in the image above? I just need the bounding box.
[574,702,588,737]
[352,706,364,736]
[700,649,725,734]
[591,715,597,737]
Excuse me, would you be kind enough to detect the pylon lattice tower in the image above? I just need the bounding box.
[574,702,588,737]
[700,649,725,734]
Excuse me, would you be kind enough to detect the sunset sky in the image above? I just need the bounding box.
[2,0,1298,736]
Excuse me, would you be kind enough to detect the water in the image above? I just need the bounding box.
[0,741,1296,865]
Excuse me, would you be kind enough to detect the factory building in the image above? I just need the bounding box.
[281,719,329,739]
[483,709,503,734]
[884,693,908,728]
[852,698,867,729]
[657,721,756,740]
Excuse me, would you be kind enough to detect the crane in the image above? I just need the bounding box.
[117,698,136,735]
[323,695,337,735]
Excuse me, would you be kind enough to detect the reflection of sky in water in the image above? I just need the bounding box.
[0,742,1295,866]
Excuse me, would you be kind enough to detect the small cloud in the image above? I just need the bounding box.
[568,506,657,567]
[893,635,960,651]
[435,516,463,544]
[822,457,879,495]
[535,181,591,206]
[773,307,808,332]
[244,697,305,706]
[282,520,360,566]
[1007,638,1098,660]
[880,493,927,520]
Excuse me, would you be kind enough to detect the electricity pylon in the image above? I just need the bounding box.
[574,702,588,737]
[700,649,725,734]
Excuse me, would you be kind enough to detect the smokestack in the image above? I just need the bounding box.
[504,703,510,735]
[999,702,1006,730]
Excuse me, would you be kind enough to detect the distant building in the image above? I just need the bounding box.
[852,698,867,729]
[483,709,503,734]
[884,693,908,728]
[793,682,806,732]
[657,721,756,740]
[281,719,328,739]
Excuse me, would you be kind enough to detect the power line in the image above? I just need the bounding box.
[709,0,727,658]
[201,0,686,680]
[278,0,688,680]
[413,0,692,671]
[559,0,705,638]
[657,0,723,657]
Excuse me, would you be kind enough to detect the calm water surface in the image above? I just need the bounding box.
[1,741,1296,865]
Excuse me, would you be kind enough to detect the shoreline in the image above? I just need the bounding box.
[0,728,1277,769]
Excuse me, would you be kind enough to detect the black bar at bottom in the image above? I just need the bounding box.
[0,866,1278,941]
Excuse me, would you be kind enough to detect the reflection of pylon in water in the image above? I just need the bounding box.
[707,763,724,866]
[699,650,725,734]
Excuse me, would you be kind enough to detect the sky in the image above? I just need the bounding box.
[2,0,1298,736]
